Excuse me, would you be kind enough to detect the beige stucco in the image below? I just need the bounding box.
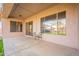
[3,3,14,18]
[77,5,79,50]
[2,4,79,50]
[2,18,24,38]
[24,4,79,49]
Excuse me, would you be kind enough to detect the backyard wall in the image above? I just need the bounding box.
[24,4,79,49]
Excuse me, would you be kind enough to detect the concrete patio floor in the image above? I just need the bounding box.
[3,36,79,56]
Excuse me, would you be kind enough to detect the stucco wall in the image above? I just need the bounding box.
[77,5,79,50]
[24,4,79,49]
[2,4,79,50]
[2,18,24,38]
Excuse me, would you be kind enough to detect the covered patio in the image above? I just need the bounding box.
[1,3,79,56]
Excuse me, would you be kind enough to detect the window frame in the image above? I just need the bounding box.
[10,21,23,32]
[26,21,33,36]
[41,11,66,35]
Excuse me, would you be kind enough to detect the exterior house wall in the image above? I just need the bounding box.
[24,4,79,49]
[77,5,79,50]
[2,4,79,50]
[2,18,24,38]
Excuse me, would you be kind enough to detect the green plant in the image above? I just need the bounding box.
[0,38,4,56]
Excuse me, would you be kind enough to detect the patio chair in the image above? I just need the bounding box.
[32,32,36,39]
[32,32,42,40]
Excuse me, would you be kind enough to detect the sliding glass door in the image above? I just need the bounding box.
[26,21,33,36]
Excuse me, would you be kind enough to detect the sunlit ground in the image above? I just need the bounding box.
[44,32,66,35]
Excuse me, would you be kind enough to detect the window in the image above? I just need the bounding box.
[41,11,66,35]
[10,21,22,32]
[26,21,33,36]
[57,11,66,35]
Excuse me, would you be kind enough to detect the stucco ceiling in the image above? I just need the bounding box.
[3,3,14,18]
[8,3,57,19]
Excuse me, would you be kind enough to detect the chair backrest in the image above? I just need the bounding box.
[32,32,36,36]
[37,33,42,37]
[32,32,42,37]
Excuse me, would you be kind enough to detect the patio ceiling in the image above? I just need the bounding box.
[8,3,58,19]
[3,3,14,18]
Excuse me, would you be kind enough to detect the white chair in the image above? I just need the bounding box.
[32,32,42,40]
[36,33,42,40]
